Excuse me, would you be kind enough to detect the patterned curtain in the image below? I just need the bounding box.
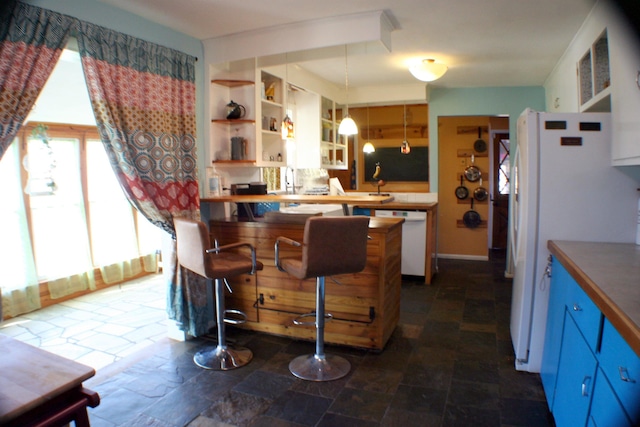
[75,22,209,336]
[0,1,74,160]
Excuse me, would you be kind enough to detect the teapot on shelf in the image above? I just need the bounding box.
[225,100,246,120]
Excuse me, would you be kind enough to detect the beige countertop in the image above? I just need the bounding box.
[201,194,395,205]
[353,201,438,211]
[548,240,640,357]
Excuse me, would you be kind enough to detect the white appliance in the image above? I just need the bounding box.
[375,210,427,276]
[510,108,638,373]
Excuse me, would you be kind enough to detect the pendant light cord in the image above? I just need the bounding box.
[344,45,349,114]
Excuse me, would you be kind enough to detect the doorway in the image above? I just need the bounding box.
[491,132,510,249]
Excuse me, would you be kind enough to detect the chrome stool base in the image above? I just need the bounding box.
[289,353,350,381]
[193,345,252,371]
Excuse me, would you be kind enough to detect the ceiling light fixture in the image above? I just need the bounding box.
[363,105,375,153]
[338,45,358,136]
[409,58,448,82]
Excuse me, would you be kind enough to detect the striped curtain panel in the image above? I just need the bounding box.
[0,1,74,160]
[75,23,208,336]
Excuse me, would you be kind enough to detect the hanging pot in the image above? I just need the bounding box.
[464,154,482,182]
[463,199,482,228]
[474,178,488,201]
[455,176,469,200]
[474,127,487,153]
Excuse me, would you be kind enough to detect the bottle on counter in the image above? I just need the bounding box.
[206,166,221,197]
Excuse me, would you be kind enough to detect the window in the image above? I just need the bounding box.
[1,123,161,296]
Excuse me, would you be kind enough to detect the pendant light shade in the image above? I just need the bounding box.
[338,45,358,136]
[401,104,411,154]
[363,142,375,153]
[339,116,358,135]
[409,59,448,82]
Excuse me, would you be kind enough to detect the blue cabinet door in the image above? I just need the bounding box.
[589,367,632,427]
[553,312,598,427]
[541,257,569,409]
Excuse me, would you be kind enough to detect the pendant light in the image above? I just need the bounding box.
[401,104,411,154]
[281,55,294,139]
[362,105,375,153]
[338,45,358,136]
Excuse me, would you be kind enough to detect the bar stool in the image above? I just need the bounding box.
[274,216,370,381]
[174,217,263,370]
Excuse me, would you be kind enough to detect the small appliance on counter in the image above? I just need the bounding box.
[231,182,267,219]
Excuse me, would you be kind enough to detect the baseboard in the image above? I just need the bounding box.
[438,253,489,261]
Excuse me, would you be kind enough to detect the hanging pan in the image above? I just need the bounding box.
[464,154,482,182]
[455,176,469,200]
[474,178,488,201]
[463,199,482,229]
[474,127,487,153]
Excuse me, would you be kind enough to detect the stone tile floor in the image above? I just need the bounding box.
[1,253,553,426]
[0,274,168,370]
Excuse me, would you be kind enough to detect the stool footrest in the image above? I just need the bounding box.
[223,309,248,325]
[292,311,333,326]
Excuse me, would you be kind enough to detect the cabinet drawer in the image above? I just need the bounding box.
[599,318,640,425]
[564,278,602,351]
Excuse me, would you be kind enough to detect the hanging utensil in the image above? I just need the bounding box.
[463,199,482,228]
[464,154,482,182]
[474,178,488,201]
[474,127,487,153]
[455,175,469,200]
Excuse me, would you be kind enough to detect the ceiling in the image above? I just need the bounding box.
[95,0,599,90]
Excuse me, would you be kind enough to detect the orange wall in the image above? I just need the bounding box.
[438,116,492,258]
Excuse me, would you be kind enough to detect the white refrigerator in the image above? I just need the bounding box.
[509,108,638,373]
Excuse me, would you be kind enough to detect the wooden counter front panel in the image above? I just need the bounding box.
[209,220,402,350]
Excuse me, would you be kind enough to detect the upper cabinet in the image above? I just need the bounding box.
[608,18,640,166]
[320,98,348,170]
[209,60,287,168]
[578,30,611,112]
[210,59,349,171]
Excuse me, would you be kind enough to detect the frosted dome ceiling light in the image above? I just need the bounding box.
[409,59,448,82]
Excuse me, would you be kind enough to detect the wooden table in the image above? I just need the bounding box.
[0,335,100,427]
[201,194,395,219]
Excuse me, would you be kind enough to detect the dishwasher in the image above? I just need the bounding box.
[375,210,427,277]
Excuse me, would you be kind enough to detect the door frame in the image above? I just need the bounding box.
[488,128,509,249]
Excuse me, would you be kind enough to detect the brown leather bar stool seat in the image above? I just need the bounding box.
[275,216,370,381]
[174,217,263,370]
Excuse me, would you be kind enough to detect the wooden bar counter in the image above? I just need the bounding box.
[209,216,404,351]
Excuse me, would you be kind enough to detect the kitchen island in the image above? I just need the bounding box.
[208,216,404,351]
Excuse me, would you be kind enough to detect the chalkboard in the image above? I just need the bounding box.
[364,146,429,182]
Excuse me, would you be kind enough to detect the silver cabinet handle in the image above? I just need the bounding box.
[573,303,582,312]
[637,70,640,89]
[619,366,636,383]
[582,376,591,396]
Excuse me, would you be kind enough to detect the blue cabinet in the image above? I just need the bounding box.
[553,312,598,427]
[542,255,640,427]
[589,367,632,427]
[541,258,569,409]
